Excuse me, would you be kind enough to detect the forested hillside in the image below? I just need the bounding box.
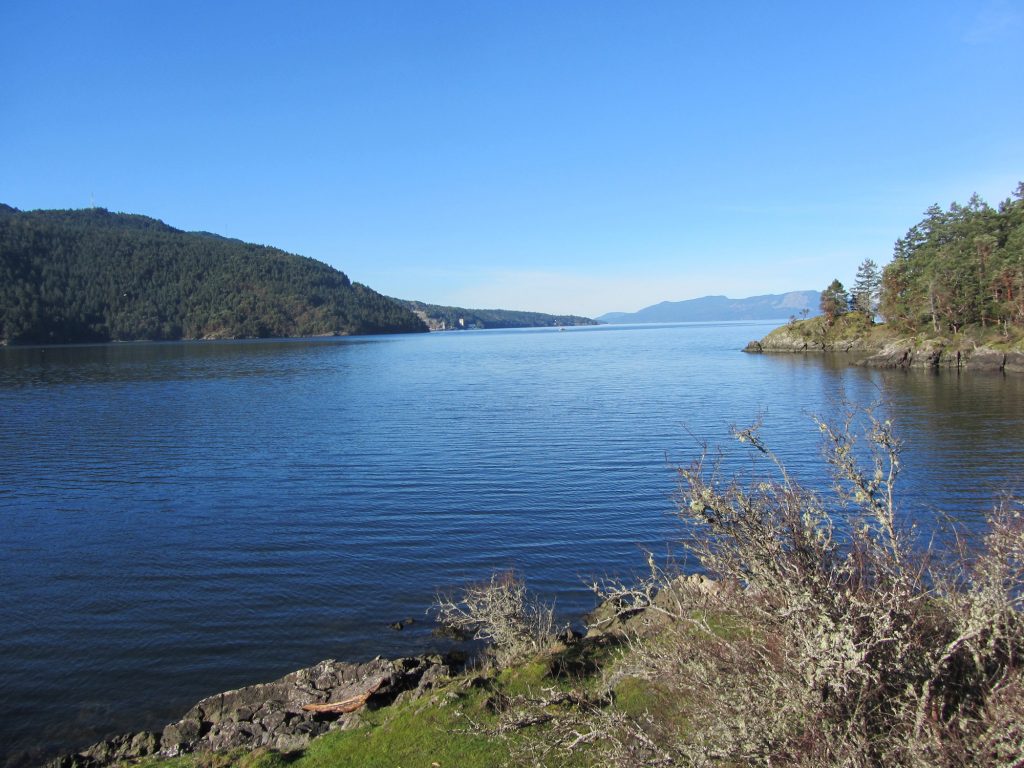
[880,184,1024,333]
[0,205,427,344]
[397,299,596,330]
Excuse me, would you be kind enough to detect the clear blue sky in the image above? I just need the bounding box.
[2,1,1022,317]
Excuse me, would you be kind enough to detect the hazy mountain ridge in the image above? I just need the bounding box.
[598,290,821,324]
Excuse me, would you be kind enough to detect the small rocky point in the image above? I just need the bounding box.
[47,654,453,767]
[744,322,1024,374]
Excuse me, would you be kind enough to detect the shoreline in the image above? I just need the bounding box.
[45,653,459,768]
[743,317,1024,375]
[43,588,628,768]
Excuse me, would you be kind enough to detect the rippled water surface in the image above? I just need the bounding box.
[2,323,1023,764]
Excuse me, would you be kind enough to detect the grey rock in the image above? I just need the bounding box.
[1004,351,1024,374]
[964,348,1005,372]
[157,655,450,757]
[45,731,160,768]
[53,653,454,766]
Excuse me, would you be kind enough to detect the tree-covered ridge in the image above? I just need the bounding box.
[397,299,597,330]
[0,206,427,344]
[879,184,1024,334]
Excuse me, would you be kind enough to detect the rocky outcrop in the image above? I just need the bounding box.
[46,731,162,768]
[859,339,944,369]
[743,325,878,355]
[1004,351,1024,374]
[858,341,1024,373]
[743,327,812,353]
[746,321,1024,375]
[49,654,452,767]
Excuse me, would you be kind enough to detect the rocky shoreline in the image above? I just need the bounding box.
[743,322,1024,374]
[44,577,711,768]
[47,654,455,768]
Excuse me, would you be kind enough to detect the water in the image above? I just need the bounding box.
[1,322,1023,764]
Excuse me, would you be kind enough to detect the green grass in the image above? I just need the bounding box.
[293,689,508,768]
[132,748,289,768]
[294,656,606,768]
[124,650,614,768]
[115,620,724,768]
[495,659,553,698]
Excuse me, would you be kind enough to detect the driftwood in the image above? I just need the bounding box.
[301,677,385,714]
[301,693,370,714]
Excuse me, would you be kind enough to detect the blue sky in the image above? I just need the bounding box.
[2,1,1022,317]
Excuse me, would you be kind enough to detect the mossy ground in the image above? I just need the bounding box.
[114,603,739,768]
[769,312,885,345]
[120,638,641,768]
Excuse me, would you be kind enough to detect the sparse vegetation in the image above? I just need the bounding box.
[433,571,561,670]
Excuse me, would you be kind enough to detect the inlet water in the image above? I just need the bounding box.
[2,322,1023,764]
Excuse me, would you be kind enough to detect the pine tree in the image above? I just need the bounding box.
[819,279,849,324]
[851,258,881,317]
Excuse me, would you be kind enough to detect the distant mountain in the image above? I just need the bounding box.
[0,205,427,344]
[397,299,597,331]
[597,291,821,324]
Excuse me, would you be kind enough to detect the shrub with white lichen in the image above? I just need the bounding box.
[432,571,559,669]
[428,408,1022,766]
[584,406,1024,767]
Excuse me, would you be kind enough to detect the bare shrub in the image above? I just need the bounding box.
[433,571,559,668]
[585,407,1024,767]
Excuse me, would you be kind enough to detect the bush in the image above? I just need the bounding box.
[433,571,559,669]
[588,407,1024,767]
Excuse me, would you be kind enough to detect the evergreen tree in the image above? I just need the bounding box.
[851,259,881,317]
[819,279,849,324]
[877,185,1024,334]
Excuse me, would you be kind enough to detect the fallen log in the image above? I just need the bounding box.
[301,677,385,714]
[301,692,371,714]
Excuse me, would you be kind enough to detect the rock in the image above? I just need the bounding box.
[859,341,912,368]
[858,338,1008,371]
[160,715,203,753]
[53,654,455,766]
[1004,351,1024,374]
[963,348,1005,372]
[157,655,448,756]
[584,595,644,637]
[918,339,945,367]
[753,326,813,352]
[45,731,160,768]
[584,574,725,641]
[680,573,719,595]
